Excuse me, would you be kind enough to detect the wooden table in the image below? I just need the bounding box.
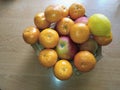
[0,0,120,90]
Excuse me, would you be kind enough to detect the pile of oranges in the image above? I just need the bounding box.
[23,3,112,80]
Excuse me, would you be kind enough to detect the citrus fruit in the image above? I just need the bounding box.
[74,51,96,72]
[56,17,74,35]
[54,60,73,80]
[38,49,58,68]
[88,14,111,37]
[44,5,63,23]
[70,23,90,44]
[23,26,40,44]
[34,12,50,29]
[80,38,98,54]
[60,5,69,17]
[39,28,59,48]
[94,32,112,46]
[69,3,85,20]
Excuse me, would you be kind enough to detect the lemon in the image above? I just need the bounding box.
[88,14,111,37]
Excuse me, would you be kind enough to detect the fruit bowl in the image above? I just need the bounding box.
[31,22,102,76]
[23,3,112,80]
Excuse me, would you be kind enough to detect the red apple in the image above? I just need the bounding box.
[75,16,88,24]
[56,36,78,60]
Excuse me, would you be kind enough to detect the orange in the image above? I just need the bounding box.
[94,32,112,46]
[39,28,59,48]
[60,5,69,17]
[56,17,74,35]
[23,26,40,44]
[69,3,85,20]
[70,23,90,44]
[34,12,50,29]
[54,60,73,80]
[38,49,58,68]
[74,51,96,72]
[44,5,63,23]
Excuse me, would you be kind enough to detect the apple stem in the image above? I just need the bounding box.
[31,42,44,56]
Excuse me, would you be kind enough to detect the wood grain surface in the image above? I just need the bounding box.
[0,0,120,90]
